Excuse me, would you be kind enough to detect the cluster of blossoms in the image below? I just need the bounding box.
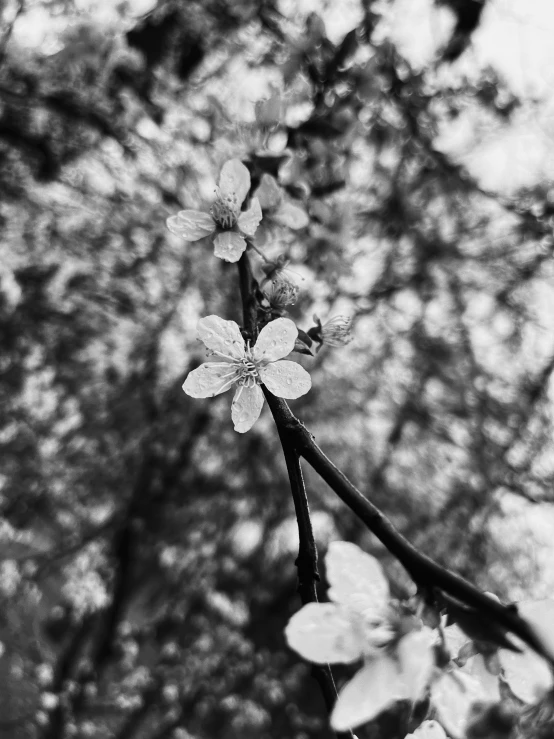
[286,541,435,731]
[167,148,554,737]
[167,159,262,263]
[285,541,554,736]
[167,158,353,432]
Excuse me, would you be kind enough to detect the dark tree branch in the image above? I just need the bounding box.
[236,248,554,667]
[263,390,554,663]
[237,251,351,735]
[269,394,353,738]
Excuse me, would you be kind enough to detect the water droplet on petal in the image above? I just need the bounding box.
[271,340,277,347]
[286,378,292,385]
[224,339,232,345]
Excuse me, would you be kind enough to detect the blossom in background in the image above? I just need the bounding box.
[432,598,554,735]
[183,315,311,433]
[285,541,435,732]
[166,159,262,263]
[307,314,353,350]
[254,173,309,234]
[320,315,353,346]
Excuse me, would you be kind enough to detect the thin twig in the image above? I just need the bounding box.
[270,399,353,738]
[238,252,351,735]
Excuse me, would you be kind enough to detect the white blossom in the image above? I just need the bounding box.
[183,316,311,433]
[254,173,309,230]
[166,159,262,263]
[285,541,434,732]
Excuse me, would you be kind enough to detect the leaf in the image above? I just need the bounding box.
[444,596,521,653]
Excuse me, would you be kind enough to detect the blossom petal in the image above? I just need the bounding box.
[254,174,282,210]
[182,363,237,398]
[285,602,364,664]
[197,316,245,360]
[166,210,216,241]
[274,201,309,229]
[497,599,554,702]
[443,622,470,661]
[253,317,297,363]
[325,542,389,620]
[237,198,263,236]
[218,159,251,206]
[213,232,247,263]
[406,720,448,739]
[259,360,311,399]
[499,647,552,703]
[431,671,484,739]
[461,655,500,702]
[397,629,435,701]
[331,656,404,732]
[231,383,264,433]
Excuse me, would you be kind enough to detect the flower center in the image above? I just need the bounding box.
[211,192,239,229]
[236,356,260,387]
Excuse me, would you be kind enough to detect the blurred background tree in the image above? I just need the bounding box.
[1,0,554,737]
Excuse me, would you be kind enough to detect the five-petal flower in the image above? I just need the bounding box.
[254,173,309,234]
[285,541,435,732]
[166,159,262,263]
[183,315,311,432]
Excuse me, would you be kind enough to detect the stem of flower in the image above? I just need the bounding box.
[248,240,272,263]
[238,252,353,738]
[271,413,353,735]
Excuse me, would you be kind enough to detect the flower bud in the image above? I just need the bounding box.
[265,278,299,309]
[321,316,353,346]
[308,315,353,348]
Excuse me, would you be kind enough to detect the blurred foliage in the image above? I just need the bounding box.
[1,0,554,737]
